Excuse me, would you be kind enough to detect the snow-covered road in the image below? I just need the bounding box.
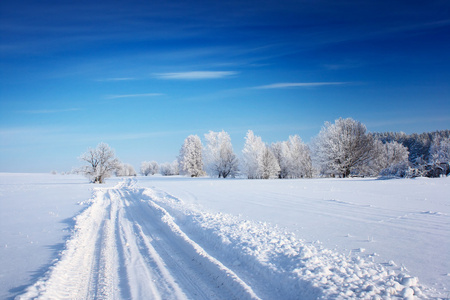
[17,179,259,300]
[15,178,434,299]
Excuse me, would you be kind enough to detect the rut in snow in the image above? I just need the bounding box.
[16,179,259,300]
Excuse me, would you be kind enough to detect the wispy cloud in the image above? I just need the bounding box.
[105,93,164,99]
[252,82,350,89]
[154,71,238,80]
[95,77,137,82]
[19,108,81,114]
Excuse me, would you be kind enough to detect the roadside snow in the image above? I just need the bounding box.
[0,174,92,299]
[143,184,431,299]
[140,175,450,298]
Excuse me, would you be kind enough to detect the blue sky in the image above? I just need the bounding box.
[1,0,449,173]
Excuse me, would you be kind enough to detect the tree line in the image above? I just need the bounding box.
[79,118,450,183]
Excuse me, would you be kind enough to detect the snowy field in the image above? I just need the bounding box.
[0,174,449,299]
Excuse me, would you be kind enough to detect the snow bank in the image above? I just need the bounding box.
[144,187,430,299]
[140,176,450,298]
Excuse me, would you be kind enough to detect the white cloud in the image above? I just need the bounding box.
[154,71,238,80]
[253,82,349,89]
[19,108,81,114]
[95,78,137,82]
[105,93,164,99]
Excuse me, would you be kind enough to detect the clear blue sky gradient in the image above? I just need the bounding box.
[1,0,449,172]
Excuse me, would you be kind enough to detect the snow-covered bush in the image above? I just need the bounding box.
[160,161,179,176]
[79,142,121,184]
[379,161,412,178]
[203,130,239,178]
[178,135,205,177]
[140,161,159,176]
[413,156,429,177]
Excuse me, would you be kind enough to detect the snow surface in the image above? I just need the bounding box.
[0,174,92,299]
[1,173,449,299]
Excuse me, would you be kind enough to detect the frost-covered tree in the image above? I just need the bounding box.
[160,161,179,176]
[116,163,137,177]
[140,161,159,176]
[140,161,152,176]
[370,140,409,176]
[242,130,266,179]
[271,142,290,178]
[178,135,205,177]
[260,147,281,179]
[428,136,450,177]
[79,142,120,184]
[286,135,313,178]
[150,161,159,175]
[373,130,450,165]
[242,130,280,179]
[203,130,239,178]
[312,118,374,178]
[271,136,312,179]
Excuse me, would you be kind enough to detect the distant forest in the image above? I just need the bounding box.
[373,130,450,163]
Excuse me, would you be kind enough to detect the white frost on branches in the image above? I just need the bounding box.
[140,161,159,176]
[428,136,450,177]
[178,135,205,177]
[272,135,313,178]
[160,161,179,176]
[312,118,374,178]
[203,130,239,178]
[370,140,409,176]
[116,163,137,177]
[260,147,281,179]
[242,130,280,179]
[242,130,265,179]
[79,142,120,184]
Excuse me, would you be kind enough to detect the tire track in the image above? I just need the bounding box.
[16,189,120,299]
[17,179,260,300]
[114,183,260,300]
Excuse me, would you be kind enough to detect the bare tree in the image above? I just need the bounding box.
[79,143,120,183]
